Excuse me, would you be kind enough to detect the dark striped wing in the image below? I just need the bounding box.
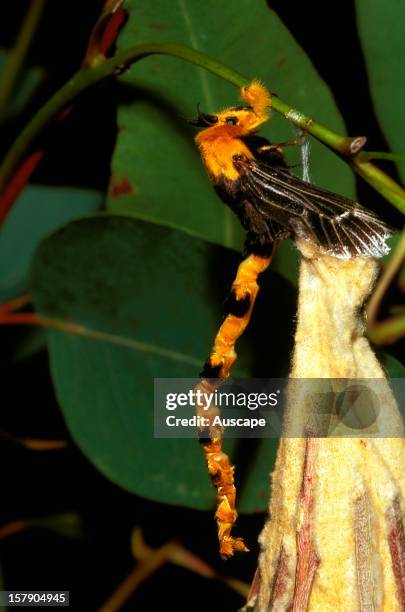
[234,156,392,258]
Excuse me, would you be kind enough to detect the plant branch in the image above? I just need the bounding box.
[367,228,405,327]
[0,0,46,119]
[0,520,31,540]
[362,151,405,164]
[0,1,127,224]
[0,295,81,331]
[0,293,32,313]
[368,314,405,346]
[0,42,404,214]
[98,528,248,612]
[0,429,67,450]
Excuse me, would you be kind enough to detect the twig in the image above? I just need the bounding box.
[367,228,405,327]
[362,151,405,164]
[0,43,404,222]
[368,314,405,346]
[0,0,46,119]
[0,429,67,450]
[0,520,31,540]
[0,0,127,224]
[367,227,405,345]
[0,293,32,313]
[98,528,249,612]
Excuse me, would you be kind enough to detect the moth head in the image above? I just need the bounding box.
[190,81,272,137]
[190,105,264,137]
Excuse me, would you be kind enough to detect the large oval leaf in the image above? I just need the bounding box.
[0,186,101,300]
[107,0,354,286]
[356,0,405,182]
[30,215,280,512]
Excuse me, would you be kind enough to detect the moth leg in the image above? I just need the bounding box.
[257,130,307,155]
[194,250,273,558]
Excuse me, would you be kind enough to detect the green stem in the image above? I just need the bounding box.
[362,151,405,164]
[0,0,46,118]
[368,314,405,346]
[367,226,405,327]
[351,156,405,212]
[0,41,404,213]
[0,43,245,191]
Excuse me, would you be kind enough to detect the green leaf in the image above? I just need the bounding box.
[31,214,277,512]
[107,0,355,286]
[0,49,43,120]
[0,186,102,300]
[272,239,300,287]
[356,0,405,182]
[379,351,405,378]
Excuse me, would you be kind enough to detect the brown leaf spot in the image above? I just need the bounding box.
[148,21,165,31]
[111,177,135,198]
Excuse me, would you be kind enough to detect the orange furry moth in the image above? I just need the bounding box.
[189,81,392,558]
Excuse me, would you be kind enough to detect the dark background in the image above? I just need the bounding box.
[0,2,402,611]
